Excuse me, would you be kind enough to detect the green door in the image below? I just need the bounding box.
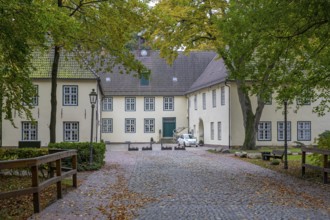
[163,117,176,137]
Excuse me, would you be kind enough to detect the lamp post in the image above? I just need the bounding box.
[89,89,97,165]
[284,100,288,169]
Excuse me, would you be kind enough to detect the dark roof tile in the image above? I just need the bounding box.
[101,51,217,96]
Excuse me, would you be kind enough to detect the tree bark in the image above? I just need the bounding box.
[49,46,61,143]
[0,89,2,147]
[236,81,265,150]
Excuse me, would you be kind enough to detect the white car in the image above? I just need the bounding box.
[177,134,197,147]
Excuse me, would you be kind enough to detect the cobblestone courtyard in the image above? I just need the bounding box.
[30,144,330,220]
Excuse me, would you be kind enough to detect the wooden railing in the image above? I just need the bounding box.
[0,150,77,213]
[301,147,330,184]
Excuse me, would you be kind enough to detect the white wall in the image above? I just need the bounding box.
[229,83,330,147]
[2,79,99,147]
[101,96,188,143]
[188,84,230,146]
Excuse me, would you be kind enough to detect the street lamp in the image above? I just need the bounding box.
[284,100,288,169]
[89,89,97,165]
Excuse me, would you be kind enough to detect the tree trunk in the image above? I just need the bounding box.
[236,81,265,150]
[49,46,61,143]
[0,90,2,147]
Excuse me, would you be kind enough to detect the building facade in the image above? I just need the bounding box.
[1,50,329,147]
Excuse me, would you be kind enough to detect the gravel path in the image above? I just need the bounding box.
[30,144,330,220]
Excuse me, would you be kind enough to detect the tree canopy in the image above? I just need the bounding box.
[0,0,49,123]
[1,0,151,135]
[146,0,330,149]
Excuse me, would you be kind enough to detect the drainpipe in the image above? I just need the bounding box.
[225,80,231,149]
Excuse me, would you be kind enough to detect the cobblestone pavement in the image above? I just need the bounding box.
[30,144,330,220]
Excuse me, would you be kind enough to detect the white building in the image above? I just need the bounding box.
[1,50,329,147]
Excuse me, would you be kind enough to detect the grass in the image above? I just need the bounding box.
[208,148,325,184]
[0,174,77,219]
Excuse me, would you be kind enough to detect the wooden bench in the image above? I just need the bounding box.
[264,150,285,161]
[18,141,41,148]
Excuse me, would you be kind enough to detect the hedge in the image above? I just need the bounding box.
[48,142,106,171]
[0,148,48,161]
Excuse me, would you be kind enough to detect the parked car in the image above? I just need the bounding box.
[177,134,198,147]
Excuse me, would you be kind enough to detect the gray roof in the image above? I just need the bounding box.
[30,50,97,79]
[186,56,228,94]
[100,51,217,96]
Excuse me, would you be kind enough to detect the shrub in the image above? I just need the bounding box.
[0,148,49,176]
[310,130,330,166]
[270,159,280,165]
[0,148,48,160]
[48,142,106,171]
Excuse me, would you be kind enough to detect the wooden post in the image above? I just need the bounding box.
[72,154,77,188]
[56,159,62,199]
[302,150,306,177]
[31,165,40,213]
[323,154,328,184]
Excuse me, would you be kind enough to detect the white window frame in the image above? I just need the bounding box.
[63,122,79,142]
[212,90,216,108]
[63,85,78,106]
[277,121,291,141]
[296,97,311,105]
[102,118,113,133]
[125,118,136,133]
[258,122,271,141]
[22,122,38,141]
[31,85,39,106]
[144,97,155,111]
[164,96,174,111]
[217,122,222,140]
[221,86,225,106]
[125,97,136,111]
[144,118,155,133]
[297,121,311,141]
[210,122,214,140]
[202,93,206,110]
[102,97,113,111]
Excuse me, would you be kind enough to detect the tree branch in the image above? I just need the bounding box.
[274,19,328,39]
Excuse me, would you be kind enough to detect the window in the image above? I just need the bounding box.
[140,76,149,86]
[221,86,225,105]
[210,122,214,140]
[23,85,38,106]
[22,122,38,140]
[277,121,291,141]
[144,118,155,133]
[102,118,113,133]
[63,85,78,106]
[63,122,79,142]
[102,97,113,111]
[212,90,216,107]
[193,125,196,137]
[202,93,206,110]
[164,96,174,111]
[296,97,311,105]
[125,97,136,111]
[217,122,222,140]
[125,118,136,133]
[31,85,38,106]
[297,90,311,105]
[258,122,271,141]
[144,97,155,111]
[297,121,311,141]
[194,95,197,110]
[264,95,272,105]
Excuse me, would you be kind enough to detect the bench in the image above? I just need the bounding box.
[262,150,285,161]
[18,141,41,148]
